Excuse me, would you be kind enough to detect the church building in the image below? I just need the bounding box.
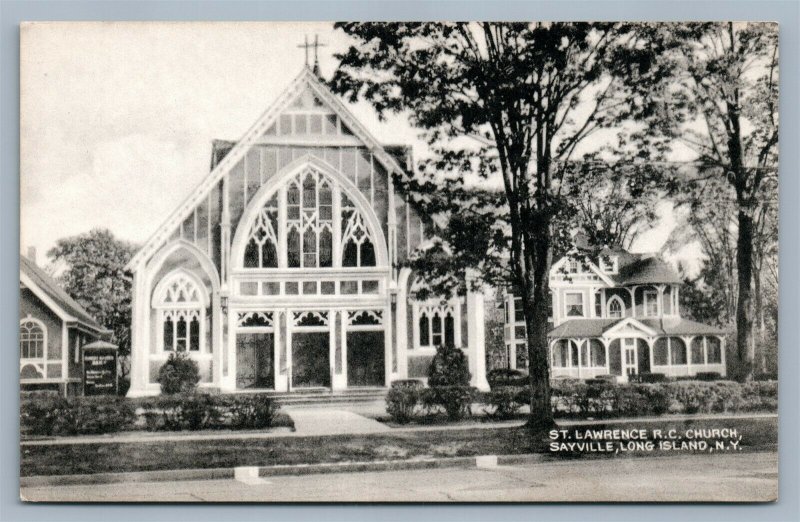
[126,67,490,396]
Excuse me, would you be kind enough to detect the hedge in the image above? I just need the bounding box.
[21,393,286,436]
[385,380,778,424]
[20,395,136,436]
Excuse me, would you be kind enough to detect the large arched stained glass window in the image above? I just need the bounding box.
[241,168,377,270]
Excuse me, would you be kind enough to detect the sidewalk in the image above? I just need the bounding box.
[19,412,777,447]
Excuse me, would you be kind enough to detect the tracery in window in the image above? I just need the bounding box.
[19,319,45,359]
[415,303,457,349]
[244,195,279,268]
[341,194,375,267]
[155,272,207,353]
[242,168,377,270]
[607,296,624,318]
[287,172,333,268]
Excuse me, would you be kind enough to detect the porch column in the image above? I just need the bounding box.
[647,337,655,373]
[330,310,346,390]
[628,287,637,318]
[395,269,412,380]
[127,267,149,397]
[602,338,610,375]
[656,284,666,317]
[576,339,583,379]
[720,336,727,377]
[683,336,694,377]
[466,276,489,391]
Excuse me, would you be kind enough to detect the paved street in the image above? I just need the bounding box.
[21,451,777,502]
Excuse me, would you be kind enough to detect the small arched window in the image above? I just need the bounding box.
[154,272,207,353]
[19,318,46,359]
[607,296,624,319]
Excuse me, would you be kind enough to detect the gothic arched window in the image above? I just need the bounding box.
[341,194,376,267]
[244,194,279,268]
[243,168,376,270]
[607,296,624,318]
[154,272,207,353]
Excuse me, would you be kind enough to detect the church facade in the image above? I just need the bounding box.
[126,68,489,396]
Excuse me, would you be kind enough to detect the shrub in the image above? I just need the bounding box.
[391,379,425,390]
[421,386,475,421]
[694,372,722,381]
[741,381,778,412]
[20,396,136,436]
[630,372,667,383]
[487,368,527,389]
[482,387,525,419]
[157,352,201,394]
[223,394,278,429]
[427,344,471,387]
[140,393,279,431]
[669,381,718,414]
[385,387,421,424]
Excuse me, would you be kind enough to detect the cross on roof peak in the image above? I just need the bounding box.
[298,34,327,75]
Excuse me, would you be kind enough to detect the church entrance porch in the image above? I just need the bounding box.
[291,331,331,389]
[235,333,275,389]
[347,331,385,387]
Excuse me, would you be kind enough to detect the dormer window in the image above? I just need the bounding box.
[599,255,618,274]
[568,259,579,273]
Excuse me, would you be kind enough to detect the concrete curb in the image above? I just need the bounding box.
[21,453,547,488]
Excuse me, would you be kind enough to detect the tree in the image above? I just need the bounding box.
[331,23,666,432]
[47,229,138,376]
[649,22,778,380]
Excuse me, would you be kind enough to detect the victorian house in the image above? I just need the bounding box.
[504,248,727,381]
[125,67,489,397]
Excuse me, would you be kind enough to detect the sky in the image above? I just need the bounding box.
[20,22,699,272]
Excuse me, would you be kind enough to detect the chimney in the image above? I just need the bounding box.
[27,246,37,265]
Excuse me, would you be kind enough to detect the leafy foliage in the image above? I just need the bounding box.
[157,352,201,394]
[642,23,779,379]
[427,344,471,387]
[331,23,671,428]
[47,229,138,365]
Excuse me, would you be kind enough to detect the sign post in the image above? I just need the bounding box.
[82,340,119,396]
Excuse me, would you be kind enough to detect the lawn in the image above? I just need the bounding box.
[20,417,777,477]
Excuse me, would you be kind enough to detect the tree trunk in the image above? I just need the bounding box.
[523,229,556,434]
[736,209,755,381]
[754,269,767,375]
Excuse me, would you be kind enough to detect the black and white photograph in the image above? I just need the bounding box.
[18,20,779,502]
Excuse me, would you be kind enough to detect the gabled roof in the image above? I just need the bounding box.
[20,256,106,332]
[126,67,409,270]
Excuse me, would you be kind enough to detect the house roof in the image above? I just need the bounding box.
[614,254,683,285]
[548,318,620,338]
[126,67,410,271]
[20,256,106,332]
[548,317,725,338]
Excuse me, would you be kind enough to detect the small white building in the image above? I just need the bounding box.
[125,67,489,397]
[504,248,727,381]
